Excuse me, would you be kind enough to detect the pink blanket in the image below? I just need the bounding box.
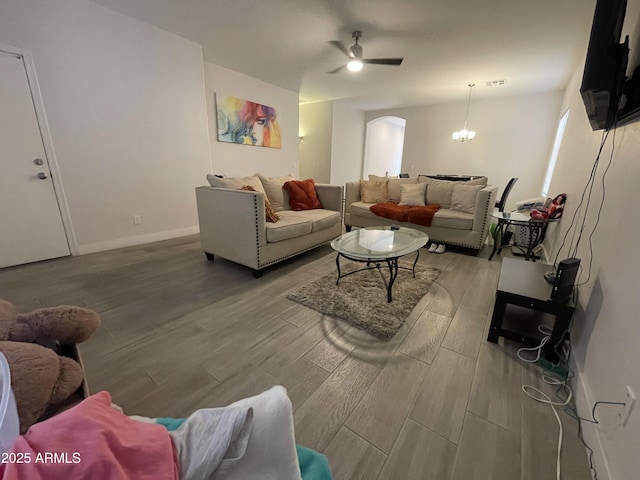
[0,391,179,480]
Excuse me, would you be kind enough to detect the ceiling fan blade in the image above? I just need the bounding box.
[328,40,351,57]
[327,64,346,74]
[362,58,404,66]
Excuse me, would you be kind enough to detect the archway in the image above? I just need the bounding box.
[362,116,406,178]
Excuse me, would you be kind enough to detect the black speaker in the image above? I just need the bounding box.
[550,258,581,303]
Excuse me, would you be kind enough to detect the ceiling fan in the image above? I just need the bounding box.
[328,31,403,73]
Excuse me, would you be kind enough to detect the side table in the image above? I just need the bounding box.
[489,211,555,262]
[487,257,575,362]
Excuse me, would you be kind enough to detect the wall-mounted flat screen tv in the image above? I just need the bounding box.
[580,0,629,131]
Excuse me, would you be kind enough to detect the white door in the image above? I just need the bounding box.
[0,50,70,268]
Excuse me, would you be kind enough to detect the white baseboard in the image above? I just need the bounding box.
[570,356,614,480]
[76,226,199,255]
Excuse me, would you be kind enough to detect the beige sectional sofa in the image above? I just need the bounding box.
[345,176,498,253]
[196,174,343,277]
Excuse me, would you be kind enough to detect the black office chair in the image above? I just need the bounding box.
[399,173,410,178]
[495,177,518,212]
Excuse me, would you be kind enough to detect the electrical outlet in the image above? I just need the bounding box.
[621,386,636,426]
[132,215,141,225]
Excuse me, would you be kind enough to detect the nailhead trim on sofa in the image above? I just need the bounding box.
[254,195,261,267]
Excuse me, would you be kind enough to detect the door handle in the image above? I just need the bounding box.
[37,172,48,180]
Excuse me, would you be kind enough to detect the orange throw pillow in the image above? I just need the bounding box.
[283,179,323,211]
[241,185,280,222]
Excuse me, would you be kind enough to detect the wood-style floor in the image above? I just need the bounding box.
[0,235,592,479]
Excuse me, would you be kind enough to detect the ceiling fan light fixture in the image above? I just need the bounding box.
[327,30,403,74]
[347,59,363,72]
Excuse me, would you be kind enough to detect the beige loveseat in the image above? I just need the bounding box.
[345,176,498,254]
[196,174,343,277]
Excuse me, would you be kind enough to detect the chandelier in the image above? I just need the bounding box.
[452,84,476,142]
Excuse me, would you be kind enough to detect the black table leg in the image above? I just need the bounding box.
[412,249,420,277]
[335,253,341,285]
[489,221,506,261]
[386,258,399,303]
[528,223,545,262]
[525,223,541,261]
[487,291,507,343]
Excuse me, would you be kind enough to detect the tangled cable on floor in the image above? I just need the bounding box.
[518,324,626,480]
[519,326,571,480]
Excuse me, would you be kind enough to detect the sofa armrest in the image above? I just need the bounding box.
[345,181,361,213]
[315,184,344,214]
[196,187,267,261]
[472,185,498,233]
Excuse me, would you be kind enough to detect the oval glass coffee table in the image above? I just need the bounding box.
[330,226,429,303]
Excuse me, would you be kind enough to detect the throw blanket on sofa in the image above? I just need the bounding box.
[370,202,441,227]
[0,391,180,480]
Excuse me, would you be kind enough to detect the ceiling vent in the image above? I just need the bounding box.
[485,79,507,87]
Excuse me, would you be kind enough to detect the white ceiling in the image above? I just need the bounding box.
[89,0,596,111]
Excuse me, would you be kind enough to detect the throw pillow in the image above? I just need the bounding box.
[419,177,456,207]
[360,179,389,204]
[241,185,280,222]
[283,179,323,211]
[207,174,266,195]
[257,173,295,212]
[370,175,419,202]
[465,176,488,186]
[451,184,484,214]
[398,183,427,206]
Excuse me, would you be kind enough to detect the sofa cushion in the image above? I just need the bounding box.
[258,174,295,212]
[399,183,427,206]
[350,202,473,230]
[292,209,341,232]
[283,179,323,211]
[369,175,418,202]
[350,201,376,216]
[360,179,389,203]
[206,174,266,195]
[265,212,312,242]
[370,202,440,227]
[431,209,474,230]
[451,184,484,214]
[465,176,488,186]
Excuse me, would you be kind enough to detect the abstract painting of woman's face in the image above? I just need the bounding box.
[250,106,266,146]
[216,95,282,148]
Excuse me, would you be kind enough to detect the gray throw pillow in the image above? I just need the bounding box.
[451,184,484,214]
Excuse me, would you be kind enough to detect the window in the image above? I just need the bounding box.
[541,110,569,197]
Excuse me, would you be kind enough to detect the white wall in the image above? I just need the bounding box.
[204,62,299,178]
[299,101,333,183]
[363,117,405,179]
[366,91,563,210]
[330,102,365,186]
[0,0,211,254]
[547,22,640,479]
